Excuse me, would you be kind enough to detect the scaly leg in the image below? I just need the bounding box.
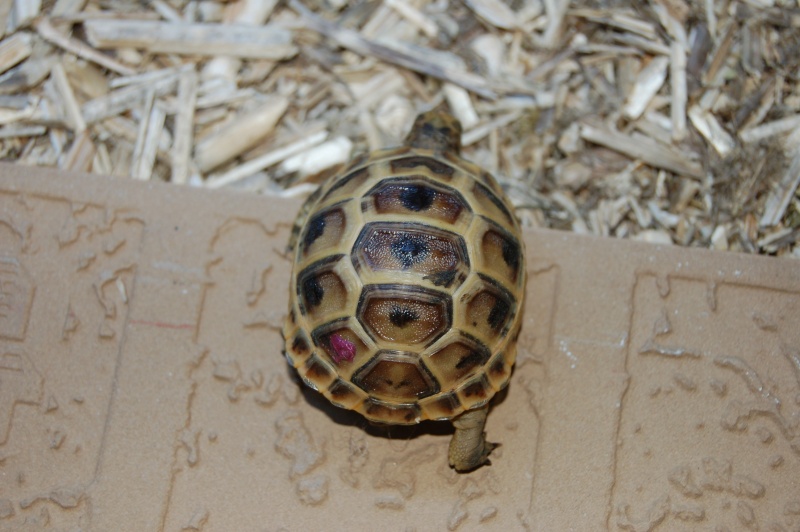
[448,405,496,472]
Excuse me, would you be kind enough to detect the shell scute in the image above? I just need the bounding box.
[297,255,348,319]
[471,181,514,228]
[301,206,347,258]
[352,223,470,290]
[425,333,491,384]
[389,155,456,178]
[356,284,452,348]
[460,275,516,342]
[364,398,421,424]
[456,374,494,410]
[310,320,372,375]
[364,177,469,226]
[418,392,462,420]
[327,378,365,410]
[352,350,439,401]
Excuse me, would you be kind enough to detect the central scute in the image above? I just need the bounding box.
[351,222,469,287]
[355,284,452,348]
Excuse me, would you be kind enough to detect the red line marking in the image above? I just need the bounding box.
[129,319,195,330]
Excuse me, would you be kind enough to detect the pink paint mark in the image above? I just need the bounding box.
[130,319,195,331]
[329,333,356,364]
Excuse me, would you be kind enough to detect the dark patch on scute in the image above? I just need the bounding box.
[324,167,368,198]
[438,126,454,138]
[389,305,419,327]
[423,269,458,288]
[474,183,513,223]
[390,156,455,178]
[305,357,333,381]
[399,184,435,211]
[488,297,510,331]
[303,214,326,250]
[426,393,461,417]
[391,233,430,268]
[292,333,310,354]
[348,152,369,169]
[365,399,419,424]
[480,170,499,190]
[455,349,485,370]
[302,276,324,308]
[328,379,360,406]
[462,378,489,399]
[490,356,506,376]
[501,238,520,271]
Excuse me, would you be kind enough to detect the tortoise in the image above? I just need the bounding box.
[282,110,525,471]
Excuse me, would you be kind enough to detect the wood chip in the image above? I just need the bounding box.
[84,19,298,60]
[0,124,45,138]
[464,0,521,30]
[8,0,41,32]
[0,32,32,76]
[277,136,353,180]
[289,0,496,99]
[580,122,704,178]
[60,129,95,172]
[687,105,735,156]
[170,67,197,185]
[194,95,289,172]
[623,56,669,119]
[670,41,687,141]
[443,83,478,130]
[34,18,136,76]
[82,74,179,124]
[739,115,800,144]
[385,0,438,38]
[50,61,85,133]
[760,151,800,227]
[206,130,328,189]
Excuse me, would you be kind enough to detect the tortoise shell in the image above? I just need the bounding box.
[282,111,525,425]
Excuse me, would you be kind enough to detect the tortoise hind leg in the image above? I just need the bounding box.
[448,404,497,472]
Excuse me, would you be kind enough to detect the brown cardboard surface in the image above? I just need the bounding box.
[0,163,798,531]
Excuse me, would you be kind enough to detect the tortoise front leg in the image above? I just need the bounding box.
[448,404,497,472]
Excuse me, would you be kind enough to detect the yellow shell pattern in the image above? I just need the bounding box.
[282,143,525,425]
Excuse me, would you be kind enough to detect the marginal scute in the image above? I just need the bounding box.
[322,167,370,202]
[419,392,462,420]
[457,374,493,409]
[327,378,364,409]
[486,351,510,390]
[284,327,313,368]
[302,354,336,391]
[291,330,310,356]
[472,182,513,225]
[364,398,420,424]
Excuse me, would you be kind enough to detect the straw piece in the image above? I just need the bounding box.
[84,19,298,60]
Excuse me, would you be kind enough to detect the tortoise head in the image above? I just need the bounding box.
[405,110,463,154]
